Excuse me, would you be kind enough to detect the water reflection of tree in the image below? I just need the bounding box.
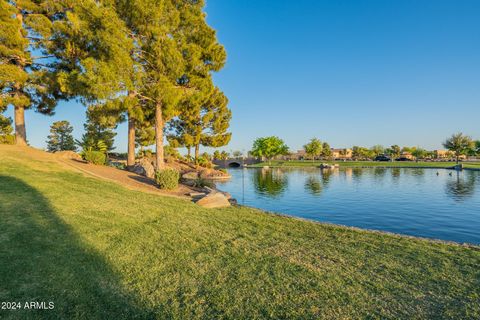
[351,168,363,182]
[410,168,425,177]
[305,176,322,195]
[391,168,401,180]
[445,171,476,201]
[320,169,333,187]
[253,168,288,197]
[373,168,387,179]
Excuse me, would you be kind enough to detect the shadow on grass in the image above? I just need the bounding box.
[0,175,152,319]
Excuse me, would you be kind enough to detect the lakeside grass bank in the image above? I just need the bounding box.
[249,160,480,169]
[1,146,479,319]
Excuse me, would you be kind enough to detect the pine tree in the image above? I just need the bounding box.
[0,114,14,144]
[166,0,229,162]
[198,88,231,157]
[1,1,134,146]
[113,0,228,170]
[54,1,137,166]
[77,109,116,153]
[110,0,183,170]
[135,120,156,156]
[168,88,231,161]
[0,1,58,145]
[46,121,76,152]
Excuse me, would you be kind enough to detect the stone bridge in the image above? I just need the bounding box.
[212,157,261,168]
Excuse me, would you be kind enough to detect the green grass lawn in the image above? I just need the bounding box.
[250,160,480,169]
[1,147,479,319]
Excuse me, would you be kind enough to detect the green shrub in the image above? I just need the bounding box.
[164,145,181,160]
[155,168,179,190]
[0,135,15,145]
[219,168,228,174]
[197,156,213,168]
[83,150,106,165]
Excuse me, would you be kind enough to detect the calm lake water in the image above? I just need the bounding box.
[216,167,480,244]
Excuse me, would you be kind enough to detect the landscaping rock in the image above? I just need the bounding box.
[204,186,215,193]
[188,192,206,198]
[196,192,231,208]
[131,158,155,178]
[199,168,215,179]
[182,171,199,180]
[199,168,231,180]
[181,171,199,186]
[55,151,82,161]
[222,192,232,200]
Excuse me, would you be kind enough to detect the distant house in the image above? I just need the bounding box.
[434,149,466,160]
[399,152,415,160]
[283,150,306,160]
[331,148,353,159]
[434,150,450,158]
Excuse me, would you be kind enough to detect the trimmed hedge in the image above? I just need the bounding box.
[0,135,15,145]
[155,168,179,190]
[84,151,106,165]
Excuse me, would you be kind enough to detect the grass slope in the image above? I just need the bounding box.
[0,146,479,319]
[251,160,480,169]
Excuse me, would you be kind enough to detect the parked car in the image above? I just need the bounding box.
[374,155,391,162]
[395,157,413,161]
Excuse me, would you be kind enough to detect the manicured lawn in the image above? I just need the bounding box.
[251,160,480,169]
[1,146,479,319]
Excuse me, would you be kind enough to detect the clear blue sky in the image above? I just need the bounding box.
[5,0,480,153]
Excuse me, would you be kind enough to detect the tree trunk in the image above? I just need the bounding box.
[194,144,200,162]
[155,102,165,170]
[127,112,136,168]
[14,105,27,146]
[187,147,191,159]
[13,12,27,146]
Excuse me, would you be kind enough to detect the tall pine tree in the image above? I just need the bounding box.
[79,108,117,153]
[0,1,62,145]
[113,0,228,170]
[167,0,229,161]
[1,1,134,146]
[46,120,76,152]
[168,87,231,160]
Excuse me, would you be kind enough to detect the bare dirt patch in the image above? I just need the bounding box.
[60,158,195,198]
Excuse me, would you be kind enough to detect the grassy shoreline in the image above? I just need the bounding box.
[249,160,480,169]
[1,146,479,319]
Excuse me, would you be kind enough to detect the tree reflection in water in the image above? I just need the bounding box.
[351,168,363,182]
[391,168,401,181]
[320,169,333,187]
[253,168,288,197]
[445,171,476,201]
[304,176,322,196]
